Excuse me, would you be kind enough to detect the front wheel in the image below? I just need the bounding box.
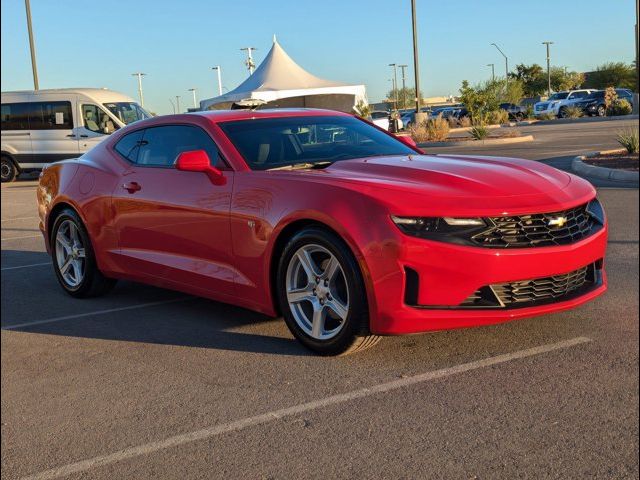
[597,105,606,117]
[1,157,18,183]
[558,107,568,118]
[51,208,116,298]
[277,227,380,355]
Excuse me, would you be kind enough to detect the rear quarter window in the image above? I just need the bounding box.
[114,129,145,162]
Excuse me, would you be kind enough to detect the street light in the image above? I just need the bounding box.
[211,66,222,96]
[542,41,554,97]
[131,73,146,107]
[399,64,408,108]
[490,43,509,80]
[175,95,181,114]
[24,0,39,90]
[188,88,198,109]
[388,63,398,110]
[487,63,495,82]
[240,47,257,75]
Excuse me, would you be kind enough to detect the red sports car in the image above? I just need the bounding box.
[37,109,607,355]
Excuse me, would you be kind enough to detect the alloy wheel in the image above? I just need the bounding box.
[285,244,350,340]
[55,219,86,287]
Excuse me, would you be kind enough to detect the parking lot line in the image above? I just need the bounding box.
[19,336,591,480]
[1,234,42,241]
[1,216,39,222]
[1,262,50,271]
[2,298,191,330]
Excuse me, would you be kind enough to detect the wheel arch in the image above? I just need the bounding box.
[268,218,372,318]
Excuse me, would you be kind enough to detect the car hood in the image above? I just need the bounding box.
[288,154,595,216]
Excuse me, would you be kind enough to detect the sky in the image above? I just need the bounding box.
[1,0,637,115]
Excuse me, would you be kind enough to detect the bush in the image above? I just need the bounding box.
[609,99,633,116]
[409,115,450,142]
[525,104,535,119]
[447,117,459,128]
[487,109,509,125]
[537,112,557,121]
[458,116,472,128]
[617,128,639,153]
[470,123,489,140]
[563,106,583,118]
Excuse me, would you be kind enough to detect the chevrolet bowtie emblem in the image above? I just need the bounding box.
[548,216,568,228]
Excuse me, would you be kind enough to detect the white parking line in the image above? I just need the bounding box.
[1,234,42,241]
[1,262,50,271]
[20,336,591,480]
[3,297,191,330]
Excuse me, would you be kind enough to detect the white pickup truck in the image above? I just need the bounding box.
[533,90,595,118]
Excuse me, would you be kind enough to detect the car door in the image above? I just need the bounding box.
[28,94,80,163]
[110,124,236,296]
[77,103,119,152]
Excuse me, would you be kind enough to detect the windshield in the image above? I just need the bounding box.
[219,115,416,170]
[548,92,569,101]
[103,102,151,125]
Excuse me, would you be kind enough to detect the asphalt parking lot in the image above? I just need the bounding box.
[2,164,639,476]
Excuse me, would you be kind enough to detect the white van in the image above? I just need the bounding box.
[1,88,151,182]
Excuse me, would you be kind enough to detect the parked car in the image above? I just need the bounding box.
[533,89,595,118]
[370,111,403,131]
[499,103,527,121]
[574,89,634,117]
[38,109,608,355]
[1,88,151,182]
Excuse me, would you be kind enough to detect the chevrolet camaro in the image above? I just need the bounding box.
[37,109,607,355]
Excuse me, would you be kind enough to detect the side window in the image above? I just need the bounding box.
[1,103,30,130]
[81,104,118,134]
[29,101,73,129]
[114,129,144,163]
[136,125,220,167]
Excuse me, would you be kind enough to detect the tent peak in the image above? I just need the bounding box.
[272,34,277,44]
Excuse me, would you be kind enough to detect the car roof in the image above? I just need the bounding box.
[192,108,352,123]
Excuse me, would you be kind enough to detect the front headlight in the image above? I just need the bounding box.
[391,216,487,243]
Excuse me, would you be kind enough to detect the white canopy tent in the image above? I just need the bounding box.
[200,38,366,112]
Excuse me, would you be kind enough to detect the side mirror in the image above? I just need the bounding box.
[175,150,226,185]
[396,134,418,148]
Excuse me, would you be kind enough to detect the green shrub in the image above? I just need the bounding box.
[487,109,509,125]
[537,112,557,121]
[409,115,450,142]
[525,104,535,119]
[609,99,633,116]
[617,128,639,153]
[470,123,490,140]
[563,106,584,118]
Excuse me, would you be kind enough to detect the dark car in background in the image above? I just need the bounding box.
[499,103,527,121]
[574,89,634,117]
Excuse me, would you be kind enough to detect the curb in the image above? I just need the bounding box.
[571,150,639,186]
[534,114,638,126]
[419,134,534,148]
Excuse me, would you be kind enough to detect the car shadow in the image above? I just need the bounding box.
[2,250,308,357]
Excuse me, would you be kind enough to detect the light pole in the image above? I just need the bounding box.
[542,41,554,97]
[487,63,495,82]
[211,66,223,96]
[188,88,198,109]
[399,64,408,108]
[168,98,176,114]
[410,0,425,123]
[490,43,509,81]
[388,63,399,110]
[240,47,257,75]
[175,95,181,114]
[131,73,146,107]
[635,0,639,94]
[24,0,39,90]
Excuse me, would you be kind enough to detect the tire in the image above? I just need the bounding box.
[597,105,606,117]
[515,113,524,122]
[50,208,116,298]
[1,156,18,183]
[558,107,568,118]
[276,227,380,356]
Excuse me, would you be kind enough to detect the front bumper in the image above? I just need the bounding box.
[533,106,558,117]
[366,224,608,335]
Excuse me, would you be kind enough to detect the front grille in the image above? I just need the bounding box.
[472,203,598,248]
[460,263,601,309]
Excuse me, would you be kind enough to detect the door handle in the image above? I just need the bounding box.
[122,182,142,194]
[80,134,89,138]
[66,134,77,138]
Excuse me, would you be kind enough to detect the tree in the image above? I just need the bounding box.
[583,62,636,90]
[550,67,585,91]
[385,87,422,109]
[509,63,584,96]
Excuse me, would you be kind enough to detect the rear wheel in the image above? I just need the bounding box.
[277,227,380,356]
[597,105,606,117]
[1,156,18,183]
[51,208,116,298]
